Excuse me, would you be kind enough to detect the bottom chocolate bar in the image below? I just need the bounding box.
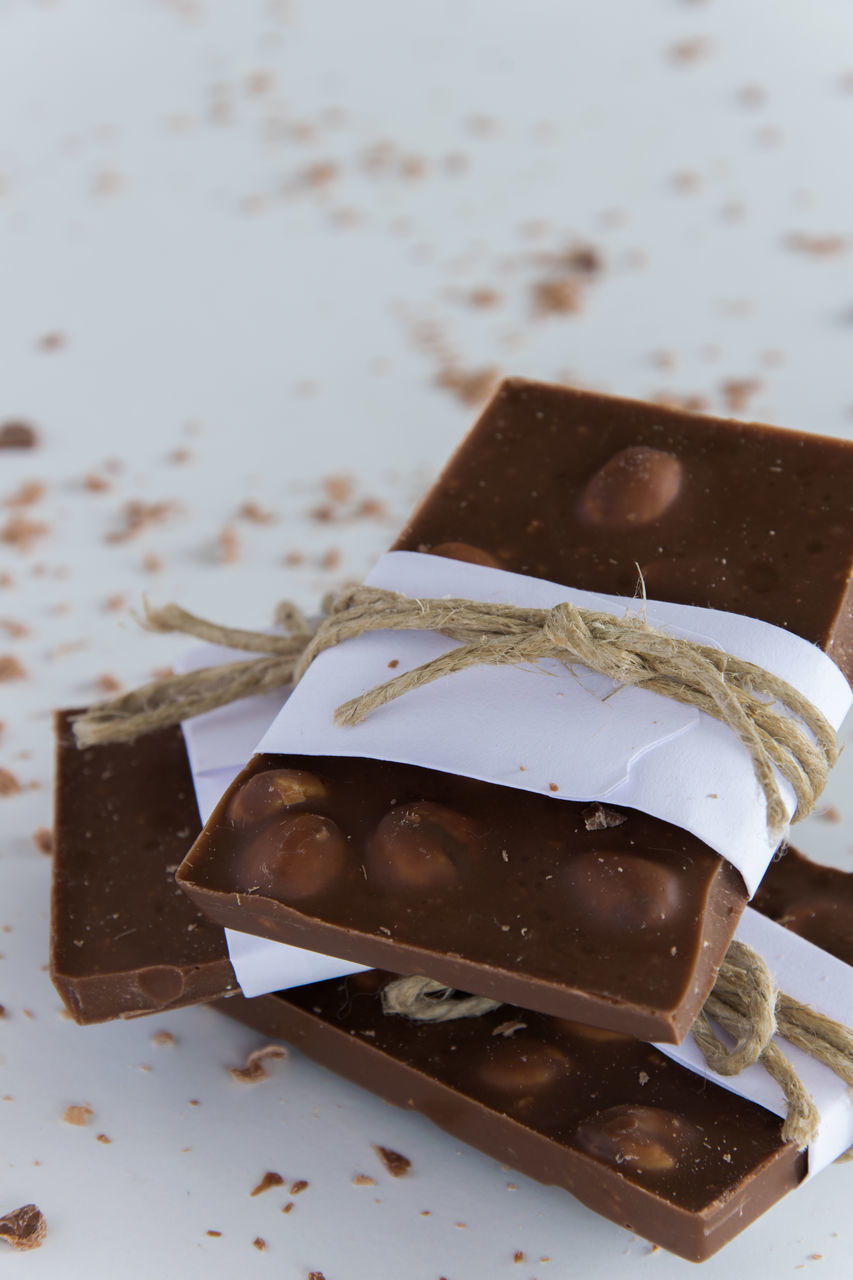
[215,970,804,1263]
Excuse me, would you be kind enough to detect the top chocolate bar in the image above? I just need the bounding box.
[177,380,853,1042]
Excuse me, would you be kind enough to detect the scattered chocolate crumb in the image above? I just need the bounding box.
[5,480,45,508]
[217,523,241,564]
[38,331,67,352]
[96,1133,111,1144]
[320,547,342,571]
[668,35,714,63]
[0,768,22,797]
[353,496,388,519]
[281,1202,294,1214]
[0,421,38,450]
[237,500,275,524]
[250,1172,284,1197]
[152,1030,176,1047]
[63,1103,94,1126]
[435,364,501,407]
[229,1043,288,1083]
[352,1174,376,1186]
[82,471,111,493]
[93,169,125,197]
[720,377,763,414]
[514,1250,525,1263]
[816,805,842,823]
[0,618,29,638]
[786,232,847,257]
[468,287,503,309]
[0,1005,5,1018]
[32,828,53,855]
[373,1146,411,1178]
[289,1179,309,1195]
[308,1272,327,1280]
[0,1204,46,1251]
[387,659,399,669]
[142,552,164,574]
[104,593,126,612]
[169,447,193,465]
[652,390,708,413]
[532,275,583,316]
[1,516,50,552]
[206,1230,222,1238]
[671,170,702,194]
[583,803,628,831]
[107,499,180,543]
[548,782,559,793]
[95,673,123,695]
[323,474,354,505]
[252,1236,267,1252]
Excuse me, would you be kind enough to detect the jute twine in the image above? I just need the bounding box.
[71,586,838,832]
[382,938,853,1152]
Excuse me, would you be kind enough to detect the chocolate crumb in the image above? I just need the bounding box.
[281,1202,294,1214]
[514,1250,525,1263]
[32,828,53,855]
[816,805,842,823]
[308,1272,327,1280]
[229,1043,288,1083]
[238,500,275,525]
[95,673,123,695]
[1,516,50,552]
[63,1103,94,1126]
[5,480,45,507]
[252,1236,267,1252]
[786,232,847,257]
[582,803,628,831]
[106,499,180,543]
[289,1179,309,1195]
[373,1145,411,1177]
[217,523,241,564]
[720,378,763,414]
[0,1204,46,1251]
[152,1030,176,1047]
[250,1172,284,1197]
[96,1133,111,1144]
[435,364,501,407]
[352,1173,376,1186]
[0,421,38,450]
[206,1230,222,1238]
[0,768,22,797]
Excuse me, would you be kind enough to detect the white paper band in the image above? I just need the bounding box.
[257,552,851,897]
[655,908,853,1179]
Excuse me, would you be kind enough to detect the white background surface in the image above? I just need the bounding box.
[2,1,853,1275]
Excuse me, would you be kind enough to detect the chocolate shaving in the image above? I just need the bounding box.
[0,1204,46,1251]
[229,1043,287,1082]
[373,1145,411,1177]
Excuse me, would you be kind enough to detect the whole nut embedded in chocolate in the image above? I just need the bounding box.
[575,1104,702,1175]
[365,801,484,894]
[562,851,684,932]
[429,541,502,568]
[227,769,328,827]
[477,1039,572,1095]
[239,813,349,901]
[579,446,683,528]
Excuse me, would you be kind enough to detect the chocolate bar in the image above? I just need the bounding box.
[47,717,847,1261]
[177,380,853,1041]
[51,710,237,1023]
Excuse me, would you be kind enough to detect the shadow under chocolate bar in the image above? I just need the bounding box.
[177,380,853,1043]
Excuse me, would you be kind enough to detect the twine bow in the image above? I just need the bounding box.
[72,586,838,833]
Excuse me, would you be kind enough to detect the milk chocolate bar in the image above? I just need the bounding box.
[216,969,804,1263]
[178,381,853,1042]
[51,710,237,1023]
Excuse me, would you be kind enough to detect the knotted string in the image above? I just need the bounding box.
[71,586,838,833]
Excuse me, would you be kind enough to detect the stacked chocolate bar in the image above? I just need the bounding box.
[51,381,853,1261]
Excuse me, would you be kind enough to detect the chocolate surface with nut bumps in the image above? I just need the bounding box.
[51,711,238,1023]
[217,967,805,1263]
[179,380,853,1042]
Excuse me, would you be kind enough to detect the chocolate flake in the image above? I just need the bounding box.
[0,768,22,797]
[229,1043,288,1083]
[582,803,628,832]
[0,1204,46,1251]
[63,1103,94,1126]
[250,1171,284,1197]
[373,1145,411,1177]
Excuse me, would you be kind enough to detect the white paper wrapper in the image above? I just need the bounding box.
[258,552,852,896]
[178,642,853,1177]
[175,644,368,998]
[655,908,853,1179]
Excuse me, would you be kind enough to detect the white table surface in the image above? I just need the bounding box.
[1,1,853,1275]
